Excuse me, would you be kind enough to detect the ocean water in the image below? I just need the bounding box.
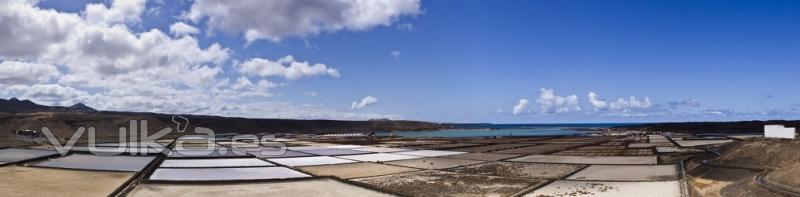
[375,123,637,138]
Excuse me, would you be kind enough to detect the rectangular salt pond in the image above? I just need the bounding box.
[566,165,678,181]
[287,146,333,151]
[34,154,155,172]
[336,153,421,162]
[673,140,733,147]
[249,150,314,158]
[324,145,367,149]
[0,148,58,163]
[353,147,410,153]
[160,158,275,168]
[167,149,249,158]
[394,150,466,157]
[509,155,658,165]
[69,146,166,154]
[268,156,357,167]
[525,180,682,197]
[149,167,310,181]
[298,149,371,156]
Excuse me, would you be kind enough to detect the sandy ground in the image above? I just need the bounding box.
[525,180,682,197]
[566,165,678,181]
[353,170,543,197]
[690,176,732,197]
[0,166,133,197]
[299,162,420,179]
[127,179,393,197]
[509,155,658,165]
[384,157,486,170]
[442,152,520,161]
[446,161,584,179]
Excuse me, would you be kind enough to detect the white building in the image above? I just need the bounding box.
[764,125,796,139]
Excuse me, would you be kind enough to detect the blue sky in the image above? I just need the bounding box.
[1,0,799,123]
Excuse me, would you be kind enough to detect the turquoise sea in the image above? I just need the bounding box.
[375,123,638,138]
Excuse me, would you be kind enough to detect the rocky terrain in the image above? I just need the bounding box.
[613,120,800,134]
[0,98,448,144]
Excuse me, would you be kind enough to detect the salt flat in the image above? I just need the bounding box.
[159,158,274,168]
[149,167,309,181]
[394,150,466,157]
[128,179,392,197]
[674,139,733,147]
[0,148,58,163]
[353,147,410,153]
[34,154,155,172]
[268,156,357,167]
[336,153,420,162]
[509,155,658,165]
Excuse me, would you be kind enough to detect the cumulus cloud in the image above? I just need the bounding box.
[609,96,652,111]
[169,22,200,37]
[0,61,60,85]
[185,0,422,43]
[351,96,379,110]
[238,55,340,80]
[587,92,607,111]
[0,0,391,120]
[536,88,580,113]
[84,0,147,24]
[512,99,529,115]
[304,91,318,97]
[587,92,652,112]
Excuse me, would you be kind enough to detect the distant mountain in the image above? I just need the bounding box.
[68,103,96,112]
[0,98,95,113]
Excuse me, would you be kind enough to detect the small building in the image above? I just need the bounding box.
[764,125,796,139]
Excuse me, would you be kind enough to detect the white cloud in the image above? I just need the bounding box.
[238,55,340,80]
[0,1,392,120]
[536,88,580,113]
[351,96,379,110]
[390,50,400,60]
[588,92,652,112]
[609,96,651,111]
[512,99,529,115]
[186,0,422,43]
[84,0,147,25]
[169,22,200,37]
[588,92,607,111]
[0,61,60,85]
[304,91,318,97]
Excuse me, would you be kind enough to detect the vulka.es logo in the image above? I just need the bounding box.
[40,116,286,157]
